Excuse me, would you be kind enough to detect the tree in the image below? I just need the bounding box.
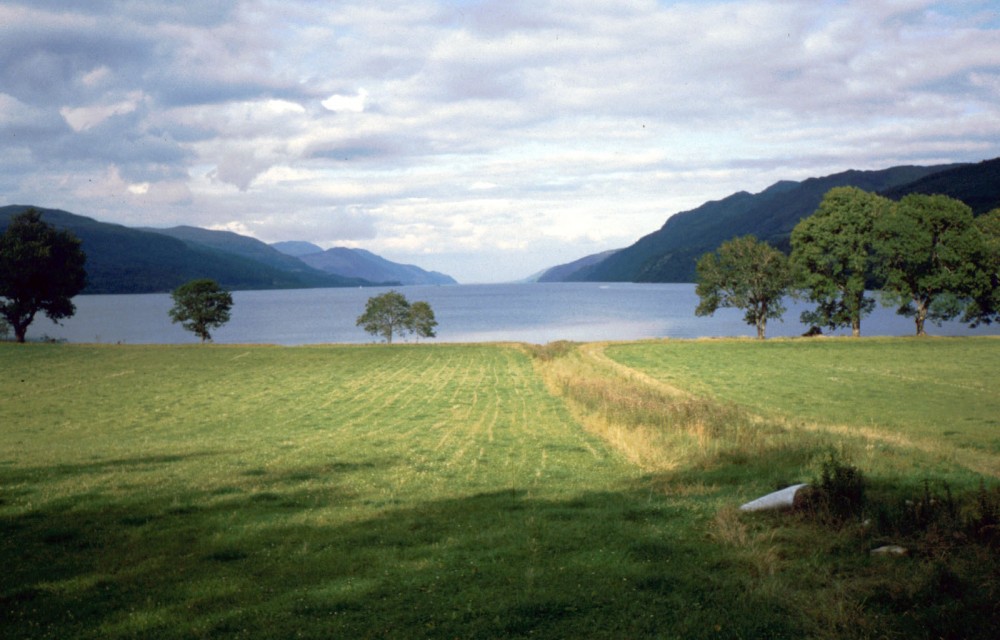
[873,194,982,336]
[790,187,890,337]
[356,290,437,344]
[407,300,438,340]
[962,208,1000,327]
[168,279,233,342]
[0,208,87,343]
[695,235,792,339]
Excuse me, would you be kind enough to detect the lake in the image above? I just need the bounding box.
[26,283,1000,345]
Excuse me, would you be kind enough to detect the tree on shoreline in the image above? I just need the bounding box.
[169,279,233,342]
[791,187,889,337]
[962,208,1000,328]
[694,235,792,339]
[357,290,437,344]
[873,194,983,336]
[0,208,87,342]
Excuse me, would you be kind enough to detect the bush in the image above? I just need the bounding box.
[797,451,866,523]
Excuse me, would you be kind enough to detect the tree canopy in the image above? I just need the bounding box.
[695,235,792,339]
[790,187,890,337]
[961,207,1000,328]
[0,208,87,342]
[356,290,437,344]
[168,279,234,342]
[873,194,983,336]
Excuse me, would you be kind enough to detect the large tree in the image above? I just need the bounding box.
[791,187,890,337]
[356,290,437,344]
[873,194,982,336]
[962,208,1000,327]
[695,235,792,339]
[168,279,234,342]
[0,208,87,343]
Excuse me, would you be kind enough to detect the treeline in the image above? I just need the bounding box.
[695,189,999,338]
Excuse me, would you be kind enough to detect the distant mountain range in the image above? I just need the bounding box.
[0,206,456,294]
[538,157,1000,283]
[276,245,457,286]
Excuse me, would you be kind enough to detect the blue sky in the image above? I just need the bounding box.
[2,0,999,282]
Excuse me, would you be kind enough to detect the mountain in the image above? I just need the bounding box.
[297,247,458,285]
[270,240,323,257]
[536,249,621,283]
[881,157,1000,215]
[142,226,329,277]
[0,206,375,293]
[547,159,1000,283]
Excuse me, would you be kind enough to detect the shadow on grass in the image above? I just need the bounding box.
[5,458,996,639]
[2,469,802,640]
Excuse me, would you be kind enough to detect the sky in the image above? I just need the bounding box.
[2,1,999,283]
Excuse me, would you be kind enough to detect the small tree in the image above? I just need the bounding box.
[791,187,889,337]
[356,290,437,344]
[407,300,438,340]
[695,235,792,339]
[873,194,982,336]
[0,208,87,343]
[168,279,233,342]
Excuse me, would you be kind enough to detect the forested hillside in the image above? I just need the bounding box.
[543,158,999,283]
[0,206,373,293]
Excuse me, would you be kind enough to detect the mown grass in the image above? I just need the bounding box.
[2,339,998,639]
[538,337,1000,639]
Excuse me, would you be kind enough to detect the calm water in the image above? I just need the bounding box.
[28,283,1000,345]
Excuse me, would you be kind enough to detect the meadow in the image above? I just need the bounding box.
[1,338,998,639]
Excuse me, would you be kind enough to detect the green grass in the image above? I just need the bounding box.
[606,337,1000,480]
[2,340,998,639]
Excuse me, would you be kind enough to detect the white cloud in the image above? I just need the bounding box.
[321,89,369,113]
[60,92,146,132]
[1,0,998,282]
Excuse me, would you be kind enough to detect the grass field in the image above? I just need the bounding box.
[2,339,998,639]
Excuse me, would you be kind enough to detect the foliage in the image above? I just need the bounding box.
[168,278,234,342]
[797,451,866,523]
[0,208,87,342]
[356,290,437,343]
[407,300,438,339]
[577,161,971,283]
[962,208,1000,327]
[791,187,889,336]
[694,235,793,339]
[873,194,984,336]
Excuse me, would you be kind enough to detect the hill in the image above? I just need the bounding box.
[141,226,335,280]
[544,158,1000,283]
[536,249,620,283]
[295,247,458,286]
[0,206,374,294]
[270,240,323,257]
[881,157,1000,214]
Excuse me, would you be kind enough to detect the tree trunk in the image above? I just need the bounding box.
[756,318,766,340]
[851,318,861,338]
[13,318,29,343]
[914,300,928,337]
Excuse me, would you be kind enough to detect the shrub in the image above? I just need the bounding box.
[797,451,866,523]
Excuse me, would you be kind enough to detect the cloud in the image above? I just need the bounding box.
[60,91,147,132]
[0,0,998,282]
[322,89,369,113]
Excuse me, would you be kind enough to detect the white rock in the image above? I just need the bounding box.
[738,484,809,512]
[871,545,908,556]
